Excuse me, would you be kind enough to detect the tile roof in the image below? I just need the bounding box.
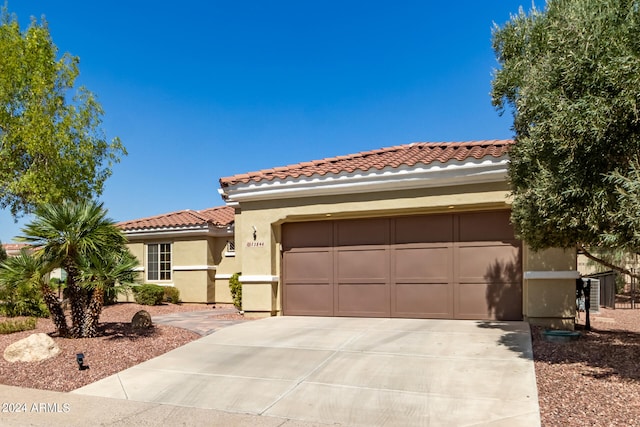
[2,243,32,256]
[219,140,513,186]
[118,206,234,231]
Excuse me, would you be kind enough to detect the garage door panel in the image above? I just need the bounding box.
[455,281,522,321]
[456,243,521,283]
[282,211,522,320]
[284,283,333,316]
[336,283,389,317]
[458,211,515,242]
[393,246,451,282]
[393,283,453,318]
[282,221,333,249]
[485,281,523,321]
[336,248,388,281]
[337,218,389,246]
[455,283,491,320]
[394,214,453,243]
[283,250,332,282]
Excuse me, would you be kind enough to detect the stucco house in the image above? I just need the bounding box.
[1,243,32,257]
[117,206,237,303]
[219,140,578,328]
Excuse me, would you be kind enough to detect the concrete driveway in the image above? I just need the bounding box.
[73,316,540,426]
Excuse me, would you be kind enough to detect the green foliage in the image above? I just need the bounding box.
[80,246,140,306]
[0,317,37,334]
[0,241,6,263]
[17,200,137,338]
[0,251,49,317]
[0,285,49,318]
[132,284,165,306]
[0,6,126,218]
[162,286,181,304]
[229,272,242,310]
[492,1,640,261]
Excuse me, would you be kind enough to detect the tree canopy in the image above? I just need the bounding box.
[0,6,125,217]
[492,0,640,274]
[6,200,139,338]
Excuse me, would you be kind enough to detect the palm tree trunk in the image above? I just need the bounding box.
[64,261,87,338]
[84,285,104,338]
[40,285,69,337]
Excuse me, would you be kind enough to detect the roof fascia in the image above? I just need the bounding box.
[220,158,509,203]
[123,224,233,240]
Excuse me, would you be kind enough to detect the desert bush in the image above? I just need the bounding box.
[229,272,242,309]
[132,284,165,306]
[163,286,181,304]
[0,317,37,334]
[0,283,49,318]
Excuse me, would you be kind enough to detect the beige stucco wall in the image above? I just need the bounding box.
[522,247,578,329]
[232,181,578,327]
[236,182,513,316]
[213,236,238,303]
[123,233,236,304]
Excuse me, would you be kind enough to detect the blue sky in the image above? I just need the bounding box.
[0,1,526,242]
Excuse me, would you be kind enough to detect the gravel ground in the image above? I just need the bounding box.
[1,302,639,425]
[0,303,239,392]
[533,307,640,426]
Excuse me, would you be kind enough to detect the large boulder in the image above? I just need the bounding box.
[131,310,152,330]
[3,333,60,363]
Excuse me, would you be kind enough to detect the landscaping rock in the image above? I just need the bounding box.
[3,333,61,363]
[131,310,152,329]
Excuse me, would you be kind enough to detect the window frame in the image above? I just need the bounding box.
[225,239,236,257]
[147,242,172,282]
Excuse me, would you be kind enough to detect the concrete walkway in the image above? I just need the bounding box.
[66,316,540,426]
[151,307,250,336]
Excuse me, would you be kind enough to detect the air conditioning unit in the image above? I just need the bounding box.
[578,278,600,314]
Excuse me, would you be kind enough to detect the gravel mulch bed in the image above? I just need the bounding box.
[0,303,240,392]
[533,307,640,426]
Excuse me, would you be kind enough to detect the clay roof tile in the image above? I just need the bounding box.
[117,206,234,231]
[219,140,513,187]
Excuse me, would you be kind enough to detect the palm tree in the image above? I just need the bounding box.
[79,247,139,336]
[19,200,137,338]
[0,250,68,333]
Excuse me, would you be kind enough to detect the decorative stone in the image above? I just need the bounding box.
[131,310,152,329]
[3,333,61,363]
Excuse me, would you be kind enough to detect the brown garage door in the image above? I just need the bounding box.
[282,211,522,320]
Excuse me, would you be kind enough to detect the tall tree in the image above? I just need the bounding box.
[0,6,125,218]
[18,200,137,338]
[492,0,640,277]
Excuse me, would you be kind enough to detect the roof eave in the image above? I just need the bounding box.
[220,157,509,204]
[122,223,233,239]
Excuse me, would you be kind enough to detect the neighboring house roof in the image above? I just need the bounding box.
[220,140,513,186]
[118,206,234,232]
[219,140,514,203]
[1,243,32,257]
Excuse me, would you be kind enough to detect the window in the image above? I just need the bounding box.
[225,239,235,256]
[147,243,171,281]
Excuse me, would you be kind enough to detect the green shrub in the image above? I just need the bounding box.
[229,272,242,310]
[132,284,165,306]
[0,317,37,334]
[163,286,181,304]
[0,282,49,318]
